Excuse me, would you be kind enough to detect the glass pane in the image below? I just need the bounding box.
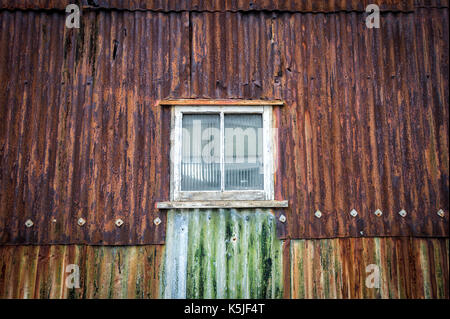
[224,114,264,190]
[181,114,221,191]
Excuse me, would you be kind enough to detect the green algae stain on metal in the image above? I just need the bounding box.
[161,209,284,298]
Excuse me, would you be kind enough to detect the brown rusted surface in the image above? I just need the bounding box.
[0,0,420,12]
[0,10,190,244]
[291,237,449,298]
[0,244,164,298]
[0,237,447,299]
[0,5,448,244]
[187,8,449,238]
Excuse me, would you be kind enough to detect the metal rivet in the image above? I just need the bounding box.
[25,219,34,228]
[437,209,445,218]
[279,214,286,223]
[399,209,407,217]
[350,209,358,217]
[315,210,322,218]
[153,217,161,225]
[52,218,57,223]
[360,230,364,235]
[115,218,124,227]
[374,209,383,217]
[77,217,86,226]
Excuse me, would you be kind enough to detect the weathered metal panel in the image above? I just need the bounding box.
[0,244,164,298]
[0,237,447,299]
[0,7,448,244]
[0,0,420,12]
[160,209,284,298]
[290,237,449,298]
[188,9,449,239]
[79,0,415,12]
[0,10,192,244]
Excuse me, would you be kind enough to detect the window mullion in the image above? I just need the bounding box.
[220,111,225,192]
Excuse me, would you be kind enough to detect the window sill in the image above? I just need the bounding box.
[156,200,288,209]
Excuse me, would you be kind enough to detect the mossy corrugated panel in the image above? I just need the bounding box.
[160,209,284,299]
[290,237,449,298]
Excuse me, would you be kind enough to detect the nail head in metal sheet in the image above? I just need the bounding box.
[153,217,162,225]
[115,218,124,227]
[25,219,34,228]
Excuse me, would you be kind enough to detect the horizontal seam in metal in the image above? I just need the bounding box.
[5,7,447,14]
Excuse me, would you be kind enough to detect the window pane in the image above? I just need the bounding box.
[181,114,221,191]
[224,114,264,190]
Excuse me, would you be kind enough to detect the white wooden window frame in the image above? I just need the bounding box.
[170,105,274,201]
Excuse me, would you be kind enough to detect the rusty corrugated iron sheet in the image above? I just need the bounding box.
[0,244,164,298]
[160,209,284,298]
[79,0,416,12]
[0,0,422,12]
[290,237,449,298]
[0,237,447,298]
[0,10,191,244]
[187,8,449,238]
[0,7,448,244]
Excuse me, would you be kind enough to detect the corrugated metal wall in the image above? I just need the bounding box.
[188,8,449,238]
[0,10,188,244]
[0,0,419,12]
[0,209,284,299]
[0,0,448,300]
[289,238,449,298]
[1,5,448,245]
[161,209,283,298]
[1,237,448,298]
[0,245,163,298]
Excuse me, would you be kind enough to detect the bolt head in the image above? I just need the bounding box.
[350,209,358,217]
[399,209,407,217]
[115,218,124,227]
[315,210,322,218]
[374,209,383,217]
[25,219,34,228]
[437,209,445,218]
[279,214,286,223]
[77,217,86,226]
[153,217,161,225]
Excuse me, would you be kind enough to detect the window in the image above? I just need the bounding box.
[171,105,274,201]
